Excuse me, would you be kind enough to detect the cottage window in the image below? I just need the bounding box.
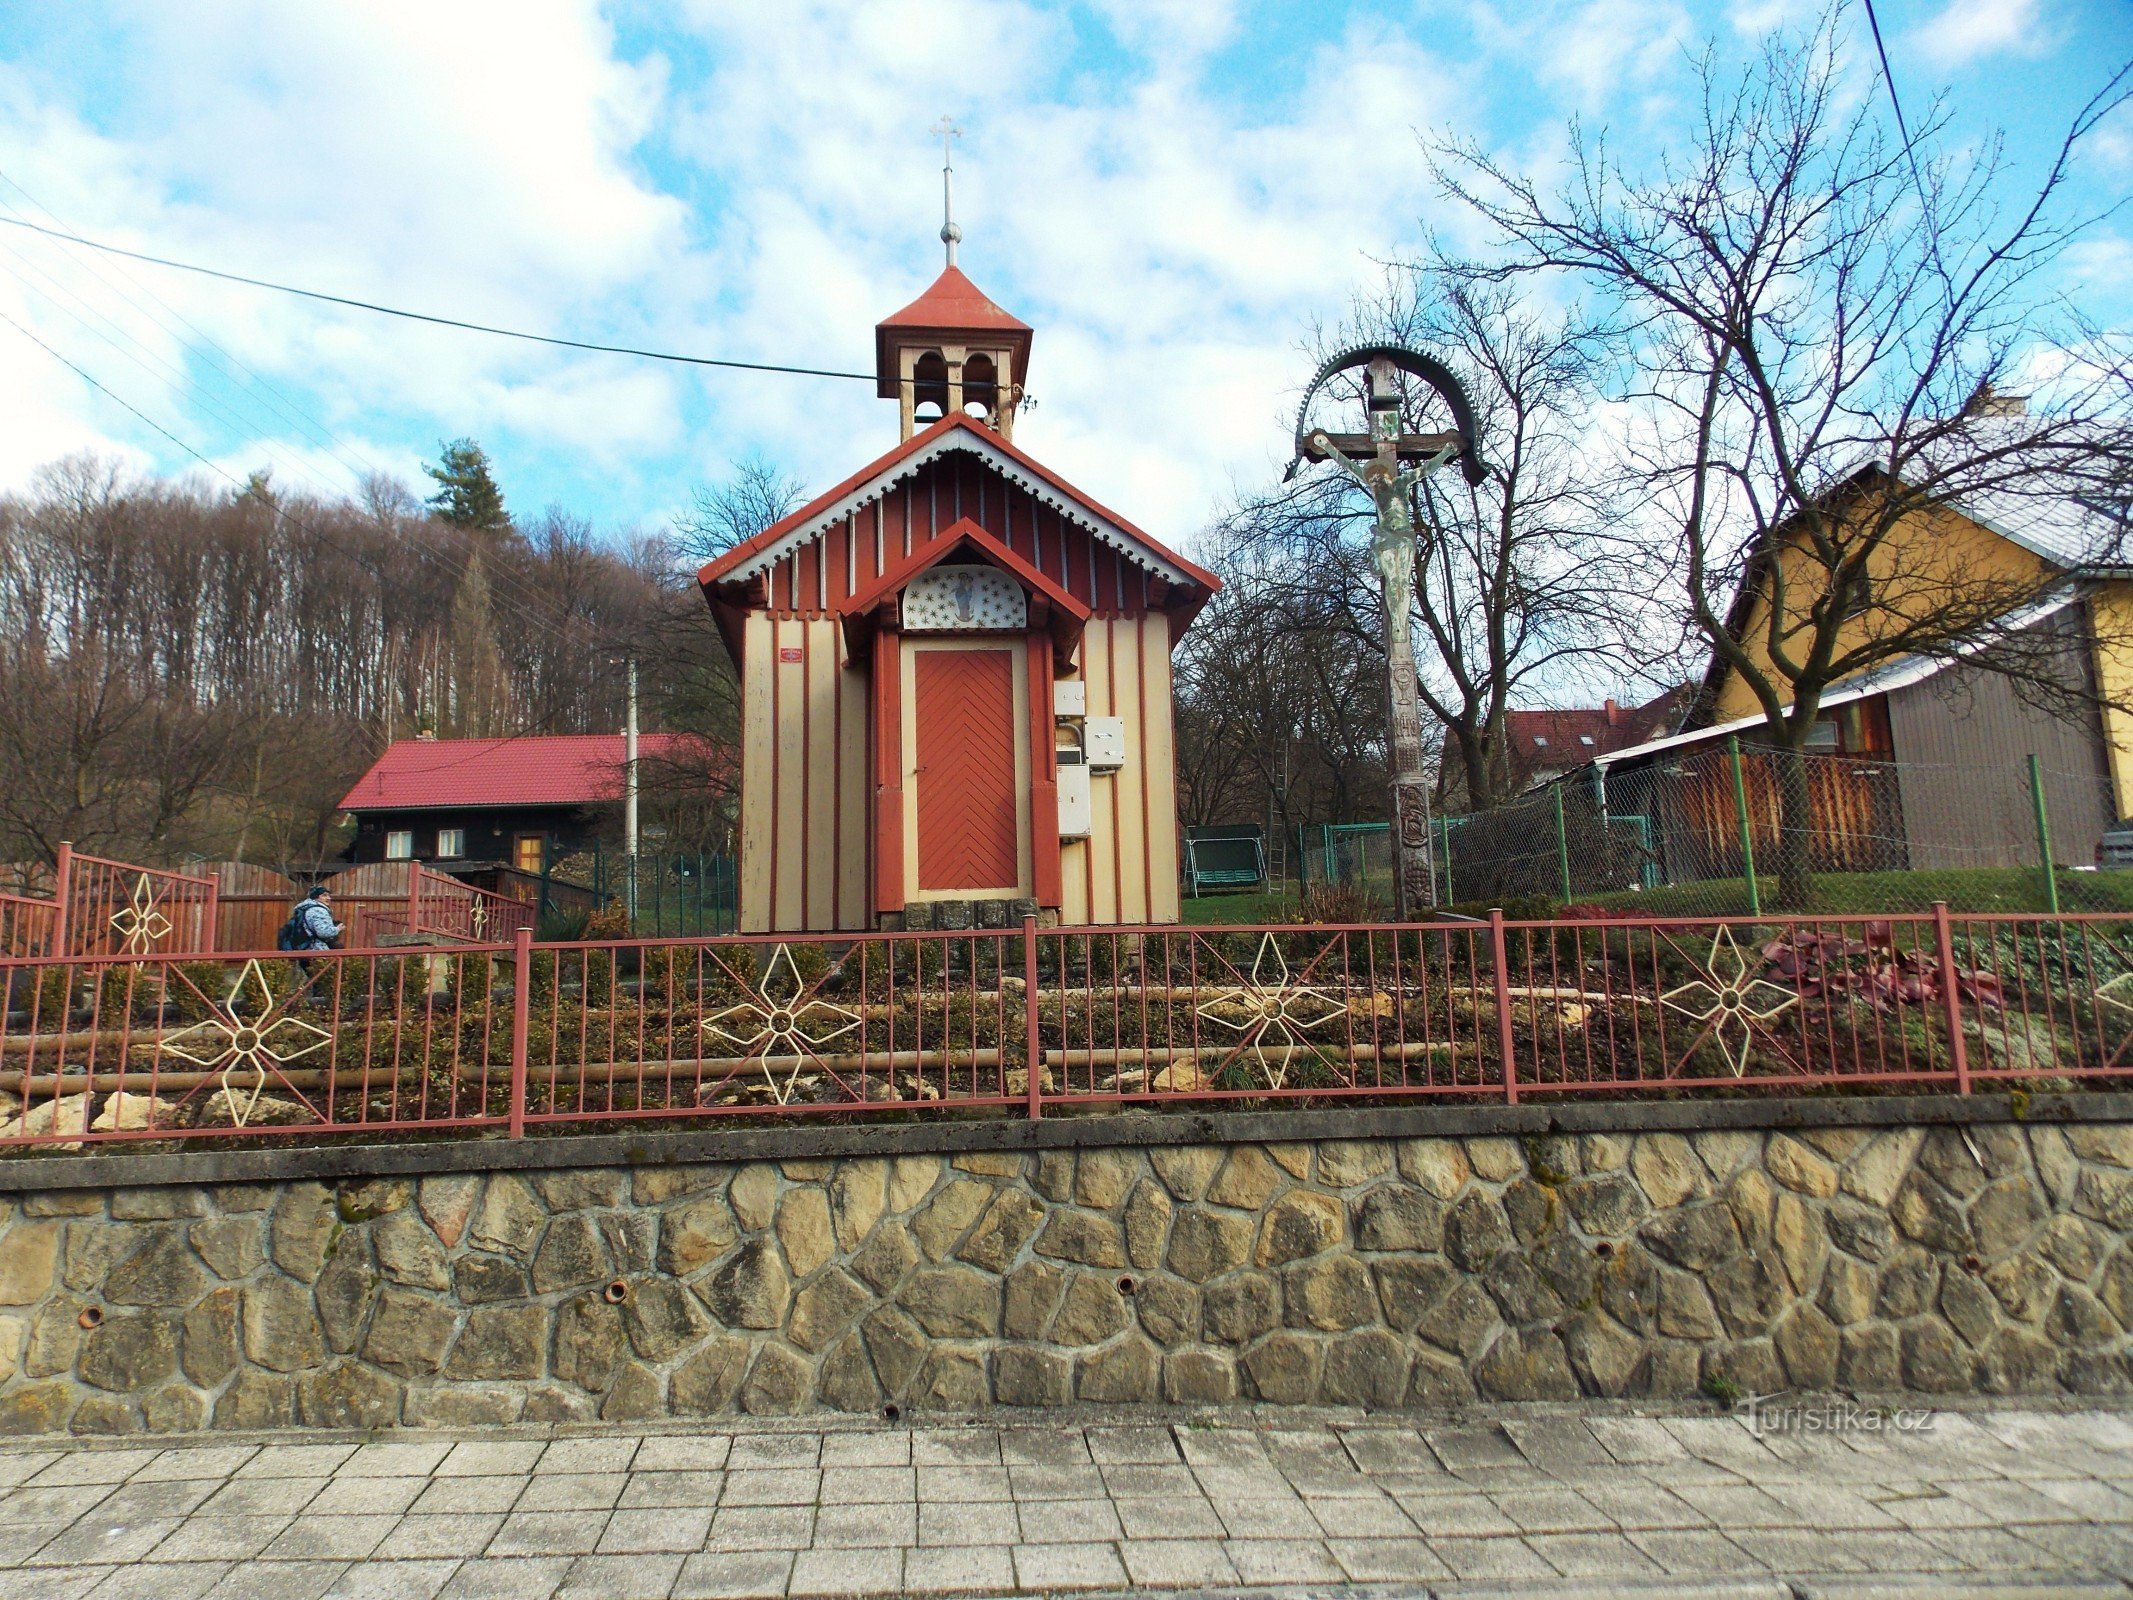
[385,831,414,860]
[1839,566,1872,619]
[436,828,465,859]
[1533,736,1549,748]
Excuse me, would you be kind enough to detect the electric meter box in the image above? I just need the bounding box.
[1056,763,1093,838]
[1085,717,1127,770]
[1053,679,1086,717]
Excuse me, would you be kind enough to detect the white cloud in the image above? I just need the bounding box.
[0,0,691,518]
[652,3,1477,535]
[1913,0,2049,70]
[5,0,2117,563]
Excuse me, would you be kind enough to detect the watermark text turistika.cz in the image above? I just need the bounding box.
[1737,1394,1936,1436]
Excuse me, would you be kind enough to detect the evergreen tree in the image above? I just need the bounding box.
[423,438,511,535]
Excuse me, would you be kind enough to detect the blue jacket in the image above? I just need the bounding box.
[294,899,341,950]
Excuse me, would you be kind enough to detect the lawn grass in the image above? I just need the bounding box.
[1178,865,2133,923]
[1582,865,2133,917]
[1178,888,1305,925]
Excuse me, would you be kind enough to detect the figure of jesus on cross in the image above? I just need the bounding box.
[1295,348,1487,921]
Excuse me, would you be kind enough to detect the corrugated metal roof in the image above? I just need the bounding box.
[338,734,708,814]
[1594,588,2085,769]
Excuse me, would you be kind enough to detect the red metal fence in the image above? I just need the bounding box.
[0,894,57,962]
[57,846,218,959]
[3,907,2131,1148]
[341,866,537,948]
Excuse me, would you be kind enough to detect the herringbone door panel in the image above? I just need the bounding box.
[914,650,1019,891]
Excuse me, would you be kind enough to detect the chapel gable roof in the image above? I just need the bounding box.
[695,412,1219,595]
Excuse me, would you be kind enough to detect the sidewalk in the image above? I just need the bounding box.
[0,1403,2128,1600]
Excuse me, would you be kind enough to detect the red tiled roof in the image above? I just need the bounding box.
[878,265,1030,335]
[875,266,1033,398]
[1505,690,1690,769]
[338,734,709,814]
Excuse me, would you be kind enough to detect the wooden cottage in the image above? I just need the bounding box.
[697,265,1218,933]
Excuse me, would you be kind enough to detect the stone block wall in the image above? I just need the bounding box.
[0,1119,2129,1434]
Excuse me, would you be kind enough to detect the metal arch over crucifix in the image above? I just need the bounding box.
[1287,343,1491,922]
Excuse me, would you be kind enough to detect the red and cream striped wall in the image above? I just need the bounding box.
[705,427,1211,936]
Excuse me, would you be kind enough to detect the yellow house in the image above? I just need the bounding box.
[1591,444,2133,876]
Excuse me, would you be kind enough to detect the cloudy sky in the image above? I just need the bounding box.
[1,0,2126,555]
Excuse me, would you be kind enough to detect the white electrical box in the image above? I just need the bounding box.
[1053,678,1086,717]
[1057,763,1092,838]
[1086,717,1127,770]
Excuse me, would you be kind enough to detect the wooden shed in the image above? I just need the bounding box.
[697,265,1218,934]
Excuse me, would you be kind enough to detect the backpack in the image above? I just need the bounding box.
[276,902,310,952]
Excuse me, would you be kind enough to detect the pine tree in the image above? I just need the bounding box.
[423,439,511,535]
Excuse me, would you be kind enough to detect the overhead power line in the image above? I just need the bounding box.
[0,213,877,382]
[0,174,646,651]
[0,307,235,475]
[1860,0,1916,150]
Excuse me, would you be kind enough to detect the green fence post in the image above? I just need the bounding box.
[2028,753,2060,915]
[1552,784,1573,904]
[1439,817,1455,905]
[1728,734,1762,916]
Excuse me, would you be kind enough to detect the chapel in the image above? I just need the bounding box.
[696,256,1217,934]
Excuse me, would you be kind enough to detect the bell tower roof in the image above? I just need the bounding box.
[873,266,1032,399]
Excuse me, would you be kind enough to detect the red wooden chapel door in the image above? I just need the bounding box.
[913,648,1020,891]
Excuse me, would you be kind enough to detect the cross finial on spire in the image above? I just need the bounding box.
[932,115,962,267]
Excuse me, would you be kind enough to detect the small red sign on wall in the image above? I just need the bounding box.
[779,645,803,663]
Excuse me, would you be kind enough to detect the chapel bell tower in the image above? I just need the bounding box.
[873,121,1031,441]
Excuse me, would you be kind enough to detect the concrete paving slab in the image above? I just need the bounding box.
[0,1403,2125,1599]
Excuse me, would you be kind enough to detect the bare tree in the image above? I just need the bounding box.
[0,451,673,871]
[1439,11,2133,904]
[671,458,806,566]
[1224,268,1662,820]
[633,461,811,850]
[1172,564,1389,840]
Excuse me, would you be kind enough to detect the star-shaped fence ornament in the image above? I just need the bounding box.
[2094,970,2133,1018]
[1657,925,1799,1078]
[1195,932,1345,1090]
[702,945,861,1105]
[468,898,489,939]
[109,874,173,955]
[161,959,331,1127]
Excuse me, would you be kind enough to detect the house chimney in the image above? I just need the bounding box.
[1963,381,2029,419]
[1605,698,1620,727]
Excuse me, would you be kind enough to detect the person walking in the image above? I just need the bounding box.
[278,885,343,1001]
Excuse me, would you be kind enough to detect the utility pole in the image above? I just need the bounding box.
[624,656,639,923]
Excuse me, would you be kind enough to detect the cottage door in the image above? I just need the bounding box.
[907,643,1026,895]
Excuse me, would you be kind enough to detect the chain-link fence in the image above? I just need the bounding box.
[1439,741,2132,915]
[539,844,738,936]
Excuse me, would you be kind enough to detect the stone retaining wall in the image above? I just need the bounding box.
[0,1118,2129,1433]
